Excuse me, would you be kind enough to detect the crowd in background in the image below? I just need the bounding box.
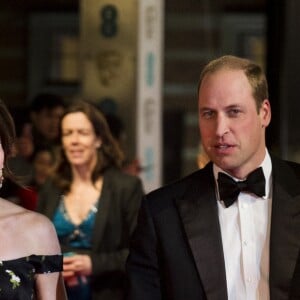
[1,93,140,209]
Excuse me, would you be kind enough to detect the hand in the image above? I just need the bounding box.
[64,275,79,287]
[62,254,92,279]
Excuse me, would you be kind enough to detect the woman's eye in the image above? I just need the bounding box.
[62,131,71,136]
[79,130,91,136]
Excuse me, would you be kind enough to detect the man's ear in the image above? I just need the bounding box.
[260,99,271,128]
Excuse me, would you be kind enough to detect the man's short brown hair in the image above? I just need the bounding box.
[198,55,269,111]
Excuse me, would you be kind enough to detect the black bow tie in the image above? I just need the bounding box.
[217,167,266,208]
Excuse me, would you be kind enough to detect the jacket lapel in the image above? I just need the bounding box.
[91,171,112,249]
[176,163,228,300]
[269,157,300,299]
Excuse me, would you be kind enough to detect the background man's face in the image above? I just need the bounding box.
[32,106,64,141]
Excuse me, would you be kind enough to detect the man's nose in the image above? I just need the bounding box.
[215,115,229,137]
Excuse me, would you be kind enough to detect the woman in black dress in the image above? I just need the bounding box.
[0,99,66,299]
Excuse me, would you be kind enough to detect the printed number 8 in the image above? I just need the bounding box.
[100,5,118,38]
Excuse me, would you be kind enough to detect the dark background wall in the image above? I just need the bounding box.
[1,0,299,183]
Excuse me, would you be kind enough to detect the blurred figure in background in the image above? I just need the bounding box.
[1,110,34,203]
[8,110,34,184]
[97,98,141,176]
[103,113,141,176]
[30,92,66,150]
[3,93,65,208]
[37,100,143,300]
[17,145,56,210]
[197,143,210,169]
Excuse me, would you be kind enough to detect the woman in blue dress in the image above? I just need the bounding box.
[38,100,144,300]
[0,99,66,299]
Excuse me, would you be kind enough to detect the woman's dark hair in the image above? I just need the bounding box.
[54,100,125,192]
[0,99,17,182]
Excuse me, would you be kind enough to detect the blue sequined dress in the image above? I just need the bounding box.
[53,198,98,300]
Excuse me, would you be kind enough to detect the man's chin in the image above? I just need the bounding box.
[212,157,238,171]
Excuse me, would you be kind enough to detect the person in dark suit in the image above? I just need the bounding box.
[37,100,143,300]
[126,55,300,300]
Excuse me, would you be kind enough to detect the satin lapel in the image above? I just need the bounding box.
[176,164,228,300]
[91,172,112,249]
[269,157,300,299]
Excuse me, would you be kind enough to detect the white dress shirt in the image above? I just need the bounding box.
[214,151,272,300]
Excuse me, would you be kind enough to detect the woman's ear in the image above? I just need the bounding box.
[95,138,102,149]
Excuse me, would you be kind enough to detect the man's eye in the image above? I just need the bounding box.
[202,111,214,119]
[228,109,241,117]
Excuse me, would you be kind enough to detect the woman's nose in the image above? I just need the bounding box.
[70,132,80,143]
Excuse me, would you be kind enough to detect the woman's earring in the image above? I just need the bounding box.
[0,168,3,188]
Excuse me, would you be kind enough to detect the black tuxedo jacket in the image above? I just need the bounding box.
[126,156,300,300]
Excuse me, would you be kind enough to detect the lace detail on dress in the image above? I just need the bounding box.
[0,254,62,299]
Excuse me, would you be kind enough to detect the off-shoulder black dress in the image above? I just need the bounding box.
[0,254,62,299]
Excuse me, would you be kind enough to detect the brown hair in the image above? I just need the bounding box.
[198,55,269,111]
[0,99,17,182]
[53,100,124,192]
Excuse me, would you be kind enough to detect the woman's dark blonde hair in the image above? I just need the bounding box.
[54,100,124,193]
[0,99,17,183]
[198,55,269,112]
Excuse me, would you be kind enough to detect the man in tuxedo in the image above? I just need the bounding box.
[126,55,300,299]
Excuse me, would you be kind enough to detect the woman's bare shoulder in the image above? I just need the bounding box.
[0,197,25,214]
[0,198,61,256]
